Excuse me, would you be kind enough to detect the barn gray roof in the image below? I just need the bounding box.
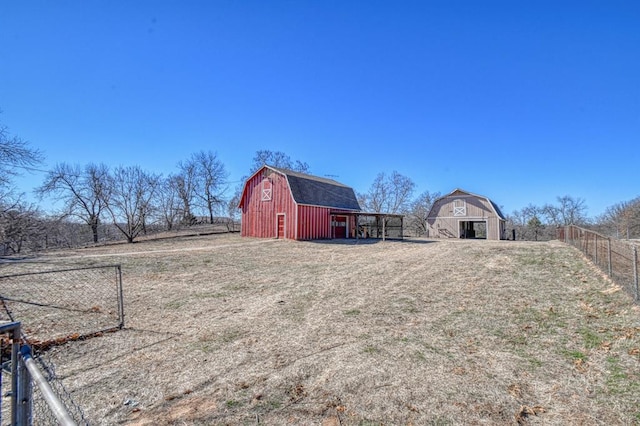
[489,200,506,220]
[268,166,361,211]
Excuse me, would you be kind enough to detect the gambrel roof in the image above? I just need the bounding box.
[429,188,506,220]
[240,165,361,211]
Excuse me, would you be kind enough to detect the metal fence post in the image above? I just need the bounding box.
[10,325,21,426]
[633,245,639,301]
[16,351,32,426]
[607,238,612,277]
[116,265,125,329]
[585,229,588,254]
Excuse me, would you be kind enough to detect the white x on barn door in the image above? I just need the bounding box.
[453,199,466,216]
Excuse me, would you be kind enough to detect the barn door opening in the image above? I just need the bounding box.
[277,214,285,239]
[459,221,487,239]
[333,216,347,239]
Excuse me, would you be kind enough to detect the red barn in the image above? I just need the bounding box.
[238,165,361,240]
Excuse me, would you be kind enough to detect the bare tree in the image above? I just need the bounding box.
[358,174,386,213]
[0,117,45,252]
[39,216,98,249]
[0,119,43,190]
[408,190,441,236]
[358,171,415,239]
[507,197,587,241]
[250,150,310,174]
[37,163,110,243]
[0,201,44,254]
[543,195,588,226]
[227,190,241,231]
[507,204,545,240]
[623,198,640,239]
[191,151,228,224]
[359,171,415,214]
[157,174,182,231]
[104,165,160,243]
[175,158,198,225]
[598,197,640,239]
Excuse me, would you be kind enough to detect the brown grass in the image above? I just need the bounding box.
[7,234,640,425]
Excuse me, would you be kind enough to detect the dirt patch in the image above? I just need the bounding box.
[126,396,219,425]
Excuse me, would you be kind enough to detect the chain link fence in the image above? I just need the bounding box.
[1,264,125,424]
[0,265,124,346]
[1,322,87,425]
[28,349,88,425]
[559,225,639,301]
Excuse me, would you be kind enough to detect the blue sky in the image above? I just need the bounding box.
[1,1,638,218]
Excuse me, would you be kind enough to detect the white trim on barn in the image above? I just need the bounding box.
[453,199,466,216]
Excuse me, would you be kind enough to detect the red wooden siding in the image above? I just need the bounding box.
[240,166,360,240]
[296,205,331,240]
[240,171,296,239]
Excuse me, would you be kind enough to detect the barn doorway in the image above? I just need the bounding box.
[277,214,285,239]
[459,221,487,239]
[333,216,347,238]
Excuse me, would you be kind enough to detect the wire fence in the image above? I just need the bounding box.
[1,322,86,425]
[29,349,88,425]
[0,264,125,424]
[558,225,639,301]
[0,265,124,347]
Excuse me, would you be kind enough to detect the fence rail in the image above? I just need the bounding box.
[1,321,82,425]
[559,225,639,301]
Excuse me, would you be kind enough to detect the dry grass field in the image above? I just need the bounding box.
[4,233,640,425]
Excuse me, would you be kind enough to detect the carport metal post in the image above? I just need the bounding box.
[382,216,386,242]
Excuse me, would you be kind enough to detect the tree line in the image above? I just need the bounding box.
[0,133,317,253]
[1,119,639,254]
[354,172,622,242]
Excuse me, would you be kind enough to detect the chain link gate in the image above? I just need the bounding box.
[1,264,125,424]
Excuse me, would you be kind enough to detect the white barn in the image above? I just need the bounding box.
[427,189,506,240]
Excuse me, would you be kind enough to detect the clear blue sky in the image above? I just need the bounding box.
[1,1,638,218]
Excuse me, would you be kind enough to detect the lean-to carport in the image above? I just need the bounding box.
[330,211,404,241]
